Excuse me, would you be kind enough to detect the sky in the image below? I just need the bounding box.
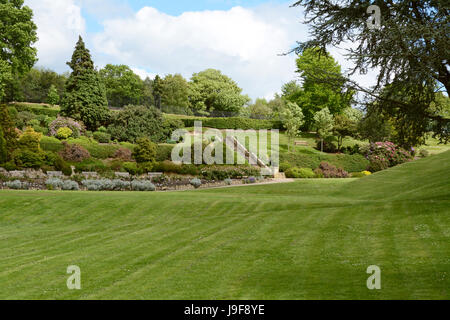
[24,0,377,101]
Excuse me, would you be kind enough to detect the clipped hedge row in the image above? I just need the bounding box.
[9,103,60,117]
[164,114,283,130]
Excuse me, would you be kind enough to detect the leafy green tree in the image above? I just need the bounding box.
[60,36,109,131]
[282,102,305,151]
[247,98,273,120]
[292,0,450,143]
[0,124,7,163]
[284,48,352,130]
[133,137,157,163]
[47,85,60,106]
[189,69,250,116]
[314,107,334,152]
[0,0,38,102]
[14,68,67,103]
[99,64,144,108]
[160,74,190,113]
[333,115,357,151]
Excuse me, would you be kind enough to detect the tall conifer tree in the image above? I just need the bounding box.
[60,36,109,130]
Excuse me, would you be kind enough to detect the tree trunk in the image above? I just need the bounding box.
[321,139,324,153]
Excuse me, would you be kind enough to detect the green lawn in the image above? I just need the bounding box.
[0,152,449,300]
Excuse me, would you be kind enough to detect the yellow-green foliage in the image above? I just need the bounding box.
[57,127,73,140]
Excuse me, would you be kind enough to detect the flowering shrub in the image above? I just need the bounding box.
[59,142,90,162]
[315,162,349,178]
[360,142,413,172]
[49,117,84,138]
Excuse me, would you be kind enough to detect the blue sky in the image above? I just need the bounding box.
[25,0,376,100]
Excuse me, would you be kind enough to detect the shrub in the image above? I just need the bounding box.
[245,176,257,184]
[18,127,42,152]
[6,180,29,190]
[133,137,157,163]
[13,149,45,168]
[224,178,233,185]
[93,131,111,143]
[123,162,140,175]
[59,142,90,162]
[108,105,167,143]
[49,117,84,138]
[114,147,133,161]
[57,127,73,139]
[40,136,63,152]
[74,159,108,174]
[131,180,156,191]
[190,178,202,189]
[61,180,79,191]
[138,162,154,173]
[285,167,314,179]
[10,103,60,117]
[342,144,361,155]
[200,165,260,180]
[67,138,119,159]
[112,179,130,191]
[45,178,64,190]
[297,168,315,179]
[279,161,292,173]
[367,158,389,172]
[316,162,349,178]
[360,142,413,172]
[156,144,175,162]
[350,172,365,178]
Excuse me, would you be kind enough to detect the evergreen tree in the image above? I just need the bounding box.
[60,36,109,130]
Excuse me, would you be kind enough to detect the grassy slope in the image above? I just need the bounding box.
[0,153,449,300]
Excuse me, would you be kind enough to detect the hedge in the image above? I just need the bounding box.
[9,103,60,117]
[280,151,369,173]
[164,114,283,130]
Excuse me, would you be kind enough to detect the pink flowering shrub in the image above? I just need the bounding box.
[361,142,413,172]
[49,117,85,138]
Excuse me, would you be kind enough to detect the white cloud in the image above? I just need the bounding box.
[25,0,378,100]
[131,67,157,80]
[93,4,307,100]
[26,0,86,72]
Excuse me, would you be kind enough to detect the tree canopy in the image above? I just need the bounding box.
[0,0,38,101]
[292,0,450,144]
[189,69,250,116]
[99,64,144,108]
[283,48,352,129]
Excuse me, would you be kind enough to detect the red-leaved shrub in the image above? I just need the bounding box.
[315,162,349,178]
[59,142,90,162]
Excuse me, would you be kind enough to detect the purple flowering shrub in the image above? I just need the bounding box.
[49,117,85,138]
[361,142,413,172]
